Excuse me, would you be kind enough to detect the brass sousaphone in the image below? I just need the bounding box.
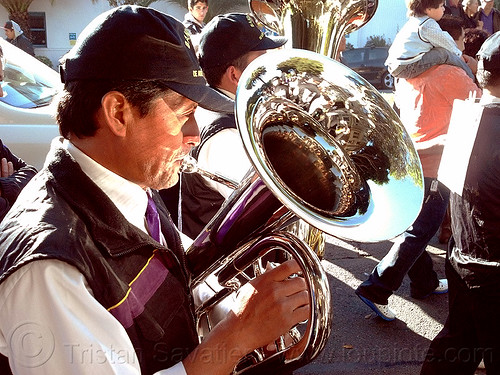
[183,1,424,374]
[249,0,378,58]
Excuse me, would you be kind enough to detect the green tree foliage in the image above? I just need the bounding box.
[277,57,324,76]
[98,0,160,6]
[245,66,267,89]
[36,55,53,68]
[364,35,388,48]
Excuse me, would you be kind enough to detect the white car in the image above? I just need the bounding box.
[0,38,60,170]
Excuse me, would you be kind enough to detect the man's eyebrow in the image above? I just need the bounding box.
[176,99,198,114]
[185,103,198,114]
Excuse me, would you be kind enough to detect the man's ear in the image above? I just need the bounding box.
[226,65,242,86]
[100,91,131,137]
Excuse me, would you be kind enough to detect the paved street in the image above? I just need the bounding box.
[293,233,484,375]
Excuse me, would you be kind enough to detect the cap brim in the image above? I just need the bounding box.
[252,35,287,52]
[166,82,234,113]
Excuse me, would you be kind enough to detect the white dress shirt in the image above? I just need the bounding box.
[0,138,187,375]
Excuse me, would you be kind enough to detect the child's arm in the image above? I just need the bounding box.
[419,18,462,57]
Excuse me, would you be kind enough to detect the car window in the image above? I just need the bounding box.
[341,49,365,65]
[367,48,389,64]
[0,39,60,109]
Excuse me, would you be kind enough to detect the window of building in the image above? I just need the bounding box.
[28,12,47,47]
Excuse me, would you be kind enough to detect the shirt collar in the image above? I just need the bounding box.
[62,139,149,235]
[217,87,235,100]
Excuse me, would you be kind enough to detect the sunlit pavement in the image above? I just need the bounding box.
[295,233,487,374]
[295,234,446,375]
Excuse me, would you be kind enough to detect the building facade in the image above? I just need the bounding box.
[0,0,186,68]
[0,1,408,69]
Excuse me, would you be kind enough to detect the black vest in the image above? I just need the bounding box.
[0,146,198,374]
[181,110,237,239]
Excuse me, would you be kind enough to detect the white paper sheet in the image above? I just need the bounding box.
[438,98,484,196]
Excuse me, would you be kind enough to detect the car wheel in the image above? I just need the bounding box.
[381,71,394,90]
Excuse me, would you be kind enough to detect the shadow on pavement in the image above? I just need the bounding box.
[296,235,449,374]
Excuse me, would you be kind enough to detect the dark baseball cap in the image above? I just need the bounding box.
[59,6,233,112]
[477,31,500,72]
[3,21,13,30]
[198,13,287,70]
